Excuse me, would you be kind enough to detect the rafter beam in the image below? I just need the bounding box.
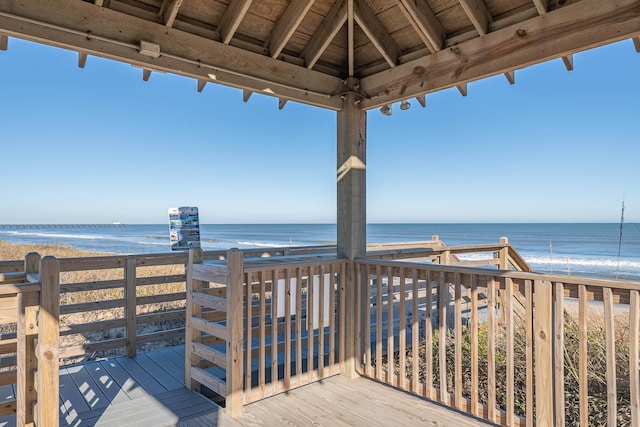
[242,89,252,102]
[532,0,548,15]
[458,0,492,36]
[396,0,445,53]
[302,0,347,69]
[360,0,640,109]
[456,83,467,96]
[0,0,343,110]
[159,0,183,28]
[0,34,7,50]
[354,0,399,67]
[197,79,207,92]
[633,36,640,52]
[278,98,288,110]
[504,70,515,85]
[561,54,573,71]
[269,0,315,59]
[219,0,253,45]
[415,94,426,107]
[78,51,87,68]
[142,69,152,81]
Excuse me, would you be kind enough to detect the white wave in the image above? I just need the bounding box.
[0,230,105,240]
[526,255,640,269]
[137,241,168,246]
[235,241,293,248]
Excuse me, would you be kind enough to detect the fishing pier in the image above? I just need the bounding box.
[0,224,125,230]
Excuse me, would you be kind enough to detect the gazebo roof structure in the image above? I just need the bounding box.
[1,0,638,112]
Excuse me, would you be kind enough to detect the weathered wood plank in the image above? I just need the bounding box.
[603,287,617,426]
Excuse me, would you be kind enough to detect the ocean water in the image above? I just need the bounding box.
[1,223,639,281]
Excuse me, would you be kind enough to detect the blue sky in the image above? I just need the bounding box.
[0,37,638,224]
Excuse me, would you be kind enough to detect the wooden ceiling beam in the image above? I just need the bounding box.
[0,0,343,110]
[197,79,207,92]
[219,0,253,45]
[0,34,7,50]
[532,0,548,15]
[415,94,426,107]
[396,0,445,53]
[633,36,640,52]
[142,69,152,81]
[269,0,315,59]
[354,0,399,67]
[458,0,492,36]
[302,0,347,69]
[242,89,252,102]
[561,54,573,71]
[159,0,183,28]
[360,0,640,109]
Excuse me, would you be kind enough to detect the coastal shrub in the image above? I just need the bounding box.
[385,312,633,426]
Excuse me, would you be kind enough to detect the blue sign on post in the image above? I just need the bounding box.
[168,206,201,251]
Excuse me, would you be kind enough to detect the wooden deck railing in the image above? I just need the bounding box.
[354,258,640,427]
[0,253,59,427]
[186,249,347,416]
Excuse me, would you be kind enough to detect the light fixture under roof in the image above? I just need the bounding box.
[400,100,411,111]
[380,104,392,116]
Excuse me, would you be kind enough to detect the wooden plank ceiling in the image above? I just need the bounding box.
[0,0,639,111]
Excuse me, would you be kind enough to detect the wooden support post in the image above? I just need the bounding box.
[17,253,40,425]
[534,280,553,427]
[226,249,244,417]
[336,78,366,379]
[185,248,204,391]
[0,34,7,51]
[37,256,60,427]
[17,253,40,427]
[125,257,137,358]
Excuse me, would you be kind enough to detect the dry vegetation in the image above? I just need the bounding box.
[381,312,633,427]
[0,240,186,363]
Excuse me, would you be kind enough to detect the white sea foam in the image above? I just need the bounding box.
[525,255,640,269]
[235,241,292,248]
[0,230,105,240]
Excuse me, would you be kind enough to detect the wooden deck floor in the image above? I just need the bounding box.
[224,375,494,427]
[0,345,492,427]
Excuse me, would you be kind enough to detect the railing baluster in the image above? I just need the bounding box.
[387,266,394,385]
[630,289,640,427]
[425,271,433,400]
[375,264,383,381]
[296,267,303,386]
[318,265,325,378]
[439,271,448,405]
[525,279,534,427]
[454,273,462,409]
[399,267,406,389]
[506,277,515,426]
[487,276,496,423]
[271,268,279,392]
[245,270,253,403]
[554,282,565,426]
[578,284,588,427]
[364,264,372,378]
[339,261,346,372]
[307,265,314,380]
[470,274,479,417]
[259,270,266,396]
[329,264,336,370]
[603,287,617,427]
[411,268,419,394]
[284,268,291,388]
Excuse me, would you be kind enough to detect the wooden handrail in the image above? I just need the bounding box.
[354,257,639,427]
